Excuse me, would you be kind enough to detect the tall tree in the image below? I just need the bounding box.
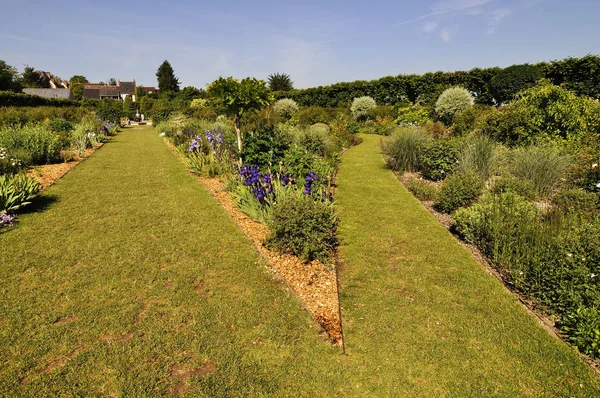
[487,64,543,105]
[207,77,273,160]
[108,77,117,86]
[0,60,20,92]
[21,65,50,88]
[69,75,88,100]
[156,60,180,93]
[267,73,294,91]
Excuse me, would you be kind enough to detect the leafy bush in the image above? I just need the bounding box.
[266,195,338,263]
[457,134,497,180]
[243,125,291,169]
[273,98,299,121]
[490,176,536,200]
[510,146,571,198]
[450,105,493,137]
[0,124,61,165]
[420,138,461,181]
[0,173,40,213]
[552,189,599,217]
[435,87,474,125]
[48,118,73,132]
[382,127,431,172]
[435,171,484,213]
[0,91,78,107]
[407,179,440,201]
[350,96,376,120]
[394,105,431,126]
[488,64,544,105]
[559,306,600,359]
[366,105,395,120]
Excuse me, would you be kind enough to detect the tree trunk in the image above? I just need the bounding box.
[235,114,242,166]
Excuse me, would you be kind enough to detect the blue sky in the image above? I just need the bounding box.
[1,0,599,89]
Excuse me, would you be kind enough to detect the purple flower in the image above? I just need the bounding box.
[188,139,201,152]
[0,213,15,228]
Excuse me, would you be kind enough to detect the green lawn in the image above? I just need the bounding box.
[334,134,600,397]
[1,127,599,396]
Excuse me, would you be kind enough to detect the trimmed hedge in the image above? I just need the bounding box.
[0,91,79,107]
[274,55,600,107]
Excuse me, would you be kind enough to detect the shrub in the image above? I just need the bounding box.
[243,125,291,169]
[559,306,600,359]
[457,134,497,180]
[552,189,599,217]
[0,91,78,107]
[273,98,299,121]
[298,106,331,126]
[48,118,73,132]
[510,146,571,197]
[382,127,431,172]
[435,171,484,213]
[350,96,376,120]
[420,138,461,181]
[450,104,494,137]
[366,105,395,120]
[407,179,440,202]
[490,176,536,200]
[395,105,431,126]
[0,173,40,213]
[488,64,544,105]
[435,87,474,125]
[0,124,61,165]
[266,195,338,263]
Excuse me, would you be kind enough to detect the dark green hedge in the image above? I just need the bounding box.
[275,55,600,107]
[0,91,80,107]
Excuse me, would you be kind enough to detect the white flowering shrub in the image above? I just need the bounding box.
[435,87,474,125]
[350,96,376,120]
[273,98,299,120]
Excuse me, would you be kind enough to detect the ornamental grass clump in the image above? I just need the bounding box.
[458,134,498,180]
[350,96,376,121]
[435,87,474,125]
[509,146,571,198]
[382,126,431,172]
[273,98,299,121]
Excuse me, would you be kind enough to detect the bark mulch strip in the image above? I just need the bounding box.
[198,177,343,346]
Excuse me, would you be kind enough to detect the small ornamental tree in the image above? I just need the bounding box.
[156,60,180,93]
[435,87,474,125]
[207,77,273,160]
[350,96,376,120]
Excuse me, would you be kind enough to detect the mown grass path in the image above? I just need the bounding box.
[334,134,600,396]
[0,126,343,396]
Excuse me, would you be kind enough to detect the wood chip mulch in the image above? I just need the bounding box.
[198,176,343,347]
[26,144,104,191]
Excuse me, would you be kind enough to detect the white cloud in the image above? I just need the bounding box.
[430,0,495,13]
[440,29,452,41]
[422,22,439,32]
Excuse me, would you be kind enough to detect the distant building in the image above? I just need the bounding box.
[82,80,137,101]
[141,86,158,95]
[22,88,74,100]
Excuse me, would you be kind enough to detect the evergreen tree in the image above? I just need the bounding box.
[267,73,294,91]
[156,60,180,93]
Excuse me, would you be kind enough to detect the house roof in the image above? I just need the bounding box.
[84,84,120,90]
[82,88,100,99]
[142,86,157,93]
[23,88,73,100]
[119,81,136,95]
[99,88,121,97]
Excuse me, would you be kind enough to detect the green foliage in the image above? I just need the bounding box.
[273,98,298,121]
[0,60,20,92]
[407,179,440,201]
[266,195,338,263]
[435,87,474,125]
[435,171,483,213]
[450,104,493,137]
[48,118,73,132]
[420,138,461,181]
[0,106,90,127]
[0,124,61,165]
[457,134,497,180]
[350,96,376,120]
[297,106,333,126]
[490,176,536,200]
[482,82,600,146]
[69,75,88,100]
[20,65,50,88]
[156,60,180,93]
[242,125,291,169]
[510,146,571,197]
[122,96,136,119]
[552,189,599,217]
[559,307,600,359]
[382,126,431,172]
[0,91,78,107]
[0,173,40,213]
[268,73,294,91]
[394,105,431,126]
[545,54,600,100]
[488,64,544,105]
